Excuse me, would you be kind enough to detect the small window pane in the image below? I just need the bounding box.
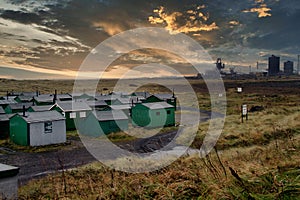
[80,112,86,118]
[70,112,76,119]
[44,122,52,133]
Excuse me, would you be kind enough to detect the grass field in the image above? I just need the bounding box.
[1,78,300,199]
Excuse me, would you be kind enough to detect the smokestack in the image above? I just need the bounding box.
[172,88,175,98]
[36,90,39,97]
[32,97,35,106]
[22,105,26,117]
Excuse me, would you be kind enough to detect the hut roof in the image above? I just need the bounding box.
[94,110,128,121]
[141,102,174,110]
[8,102,33,110]
[29,105,52,112]
[0,99,17,105]
[53,101,92,112]
[153,93,175,100]
[17,111,65,123]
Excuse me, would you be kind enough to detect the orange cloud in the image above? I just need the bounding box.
[148,6,218,34]
[243,3,272,18]
[93,21,126,36]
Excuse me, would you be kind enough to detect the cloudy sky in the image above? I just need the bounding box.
[0,0,299,79]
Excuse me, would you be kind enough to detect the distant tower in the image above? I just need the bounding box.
[268,55,280,76]
[216,58,225,71]
[284,61,294,75]
[297,55,300,75]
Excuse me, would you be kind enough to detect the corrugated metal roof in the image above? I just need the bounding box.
[141,102,174,109]
[0,114,9,121]
[94,110,128,121]
[8,102,33,110]
[53,101,92,112]
[132,92,151,98]
[57,94,72,100]
[0,163,19,178]
[34,95,54,103]
[17,96,33,101]
[0,96,16,100]
[153,93,175,100]
[0,107,5,114]
[0,99,17,105]
[18,111,65,123]
[95,95,118,101]
[109,105,131,110]
[29,105,52,112]
[86,100,107,107]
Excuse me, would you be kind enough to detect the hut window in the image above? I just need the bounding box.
[62,112,65,117]
[80,112,86,118]
[44,122,53,133]
[70,112,76,119]
[156,112,160,116]
[167,110,171,114]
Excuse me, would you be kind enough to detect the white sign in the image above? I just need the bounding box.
[242,105,247,115]
[237,87,243,93]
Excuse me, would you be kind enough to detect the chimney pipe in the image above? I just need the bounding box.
[53,90,57,104]
[23,105,26,117]
[36,90,39,97]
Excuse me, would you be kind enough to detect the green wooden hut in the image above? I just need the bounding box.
[79,110,128,136]
[95,95,118,105]
[0,99,17,109]
[144,94,177,110]
[105,104,131,117]
[50,101,92,130]
[33,95,55,106]
[14,95,34,103]
[131,102,175,128]
[4,102,32,114]
[131,91,151,99]
[28,105,52,112]
[9,111,66,146]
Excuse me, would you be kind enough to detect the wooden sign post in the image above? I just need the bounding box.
[241,104,248,123]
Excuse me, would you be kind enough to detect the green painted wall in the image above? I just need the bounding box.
[4,106,12,114]
[14,97,22,103]
[132,104,175,128]
[51,106,76,130]
[167,98,177,110]
[10,115,28,146]
[131,104,150,127]
[77,113,128,136]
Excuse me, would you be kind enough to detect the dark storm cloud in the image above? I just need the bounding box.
[0,0,299,78]
[0,10,42,24]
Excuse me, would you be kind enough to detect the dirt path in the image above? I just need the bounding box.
[0,110,213,186]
